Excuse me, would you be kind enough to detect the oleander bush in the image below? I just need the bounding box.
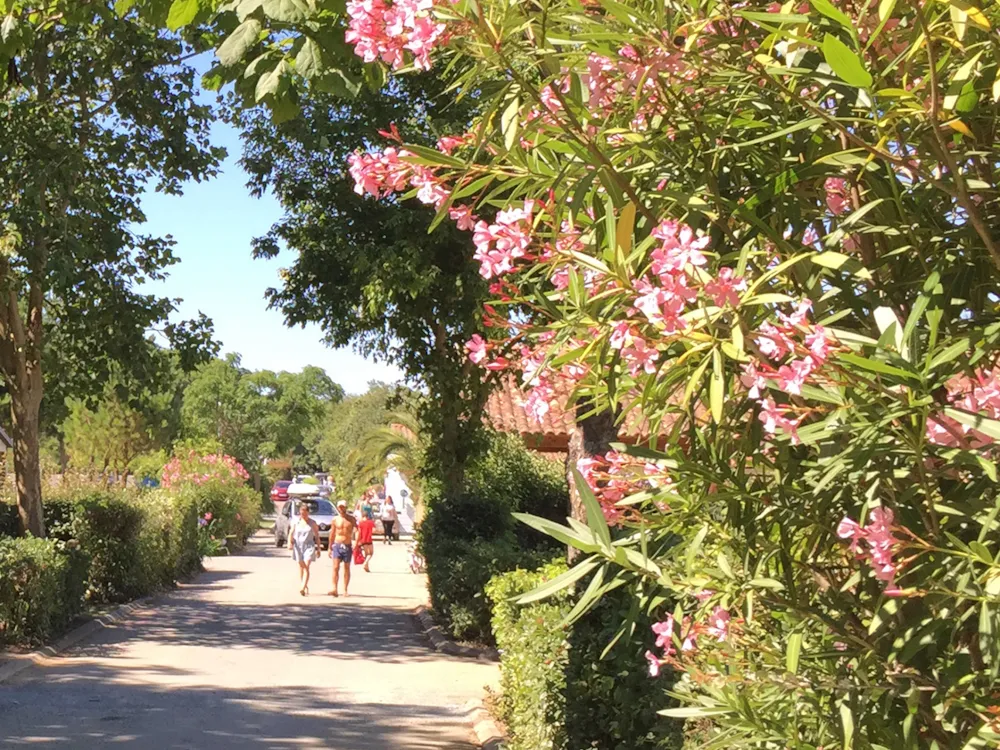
[0,536,88,645]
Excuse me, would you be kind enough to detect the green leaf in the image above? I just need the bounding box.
[811,0,853,29]
[710,348,724,423]
[748,577,785,590]
[217,18,263,66]
[501,96,520,151]
[573,468,612,550]
[513,512,601,553]
[167,0,200,30]
[840,702,855,749]
[944,51,983,112]
[114,0,137,15]
[686,524,708,571]
[810,251,873,280]
[515,558,599,604]
[262,0,311,23]
[295,37,323,79]
[658,706,734,718]
[822,34,873,88]
[838,353,919,381]
[723,118,823,150]
[255,60,289,102]
[615,201,636,255]
[0,12,16,41]
[786,632,803,673]
[943,408,1000,442]
[928,338,970,371]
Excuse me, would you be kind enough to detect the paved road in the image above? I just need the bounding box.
[0,533,497,749]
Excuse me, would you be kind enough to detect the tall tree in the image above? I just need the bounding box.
[238,72,492,497]
[182,355,343,476]
[0,4,223,535]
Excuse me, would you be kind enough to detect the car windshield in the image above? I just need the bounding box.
[275,481,292,488]
[297,499,334,515]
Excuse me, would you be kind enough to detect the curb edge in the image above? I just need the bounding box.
[463,699,506,750]
[411,605,499,662]
[0,595,155,685]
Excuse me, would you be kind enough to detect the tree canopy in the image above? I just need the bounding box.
[237,71,492,494]
[0,5,224,535]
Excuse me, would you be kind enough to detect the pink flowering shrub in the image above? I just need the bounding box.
[334,0,1000,744]
[161,451,250,491]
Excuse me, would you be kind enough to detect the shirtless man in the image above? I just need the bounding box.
[329,499,357,597]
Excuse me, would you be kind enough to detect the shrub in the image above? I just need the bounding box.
[488,562,680,750]
[420,432,570,642]
[172,483,261,555]
[45,489,149,603]
[423,528,524,642]
[486,561,571,750]
[0,536,88,645]
[0,502,19,538]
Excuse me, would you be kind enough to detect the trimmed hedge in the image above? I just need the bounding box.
[486,561,571,750]
[420,431,568,643]
[487,562,682,750]
[0,536,88,645]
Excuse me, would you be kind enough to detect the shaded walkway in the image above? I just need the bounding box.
[0,534,496,749]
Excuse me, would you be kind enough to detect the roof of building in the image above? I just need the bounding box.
[484,376,676,452]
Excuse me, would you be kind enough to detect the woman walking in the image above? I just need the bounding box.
[288,501,321,596]
[380,496,398,544]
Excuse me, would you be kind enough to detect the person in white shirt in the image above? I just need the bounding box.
[380,496,398,544]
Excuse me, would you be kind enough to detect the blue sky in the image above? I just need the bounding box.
[138,119,404,395]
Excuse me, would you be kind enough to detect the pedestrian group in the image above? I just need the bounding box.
[287,490,400,597]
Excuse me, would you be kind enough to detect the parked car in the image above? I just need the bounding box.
[274,493,336,550]
[270,480,292,513]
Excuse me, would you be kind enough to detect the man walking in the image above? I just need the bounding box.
[329,499,356,597]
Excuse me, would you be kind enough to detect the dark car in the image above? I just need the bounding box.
[270,480,292,513]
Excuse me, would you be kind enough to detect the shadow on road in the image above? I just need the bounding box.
[0,673,474,749]
[99,599,441,662]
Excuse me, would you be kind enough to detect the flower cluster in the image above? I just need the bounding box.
[644,606,731,677]
[472,201,535,279]
[576,451,670,525]
[162,452,250,490]
[926,368,1000,449]
[837,508,903,591]
[738,300,835,444]
[345,0,447,70]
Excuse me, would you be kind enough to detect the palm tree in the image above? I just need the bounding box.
[356,410,423,511]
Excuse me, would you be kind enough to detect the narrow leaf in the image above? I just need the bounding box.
[822,34,873,88]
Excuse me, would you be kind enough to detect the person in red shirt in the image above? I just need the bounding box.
[356,511,375,572]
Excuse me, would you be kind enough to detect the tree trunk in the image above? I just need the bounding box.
[567,404,619,524]
[58,431,68,474]
[11,392,44,537]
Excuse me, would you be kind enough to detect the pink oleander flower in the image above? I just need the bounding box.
[650,220,709,275]
[741,360,768,400]
[705,607,730,642]
[609,321,634,350]
[449,204,475,231]
[622,337,659,376]
[804,326,832,363]
[777,299,813,328]
[204,512,213,521]
[824,177,850,216]
[651,616,676,656]
[838,508,903,587]
[465,334,488,364]
[759,397,802,444]
[703,267,746,308]
[644,649,662,677]
[802,225,820,246]
[755,321,796,360]
[775,357,816,396]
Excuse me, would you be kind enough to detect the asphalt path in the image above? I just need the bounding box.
[0,532,497,749]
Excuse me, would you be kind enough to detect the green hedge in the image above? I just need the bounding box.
[174,483,262,554]
[486,561,572,750]
[420,431,568,643]
[487,562,682,750]
[0,536,88,645]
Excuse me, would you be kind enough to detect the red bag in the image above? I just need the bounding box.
[353,545,365,565]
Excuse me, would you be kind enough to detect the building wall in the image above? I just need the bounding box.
[383,467,415,533]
